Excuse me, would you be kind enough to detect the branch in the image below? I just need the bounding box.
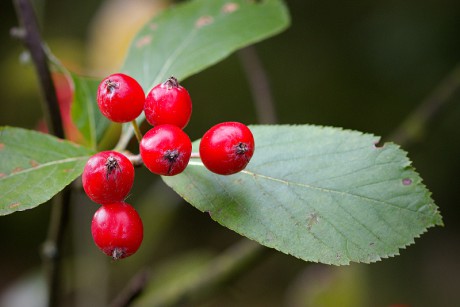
[128,240,267,307]
[238,46,278,124]
[109,270,150,307]
[13,1,70,306]
[387,63,460,146]
[13,0,63,138]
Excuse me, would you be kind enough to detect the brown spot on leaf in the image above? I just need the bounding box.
[0,173,6,178]
[12,167,23,173]
[63,169,74,173]
[9,202,20,209]
[30,160,39,168]
[222,2,239,13]
[149,23,158,31]
[402,178,412,186]
[307,212,319,231]
[0,143,4,150]
[195,16,214,28]
[136,35,152,48]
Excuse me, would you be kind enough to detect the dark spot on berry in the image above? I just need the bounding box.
[105,79,119,94]
[111,247,126,260]
[235,142,250,162]
[235,142,248,154]
[105,156,120,179]
[164,149,180,175]
[164,149,180,163]
[162,76,179,89]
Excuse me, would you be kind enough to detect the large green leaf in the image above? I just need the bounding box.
[122,0,290,90]
[116,0,290,148]
[71,74,111,150]
[0,127,93,215]
[163,125,443,265]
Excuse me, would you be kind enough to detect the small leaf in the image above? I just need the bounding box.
[163,125,443,265]
[71,74,111,150]
[0,127,93,215]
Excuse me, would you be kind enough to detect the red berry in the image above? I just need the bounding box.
[140,124,192,176]
[144,76,192,129]
[97,73,145,123]
[199,122,255,175]
[91,202,143,260]
[82,151,134,204]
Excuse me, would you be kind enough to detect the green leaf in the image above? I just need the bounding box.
[115,0,290,148]
[162,125,443,265]
[70,74,111,150]
[0,127,93,215]
[122,0,290,90]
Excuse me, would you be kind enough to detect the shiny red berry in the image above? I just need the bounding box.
[91,202,143,260]
[97,73,145,123]
[140,124,192,176]
[82,151,134,204]
[144,76,192,129]
[199,122,255,175]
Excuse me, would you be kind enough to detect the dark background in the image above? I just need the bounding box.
[1,0,459,306]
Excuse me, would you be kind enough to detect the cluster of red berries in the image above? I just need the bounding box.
[82,73,255,260]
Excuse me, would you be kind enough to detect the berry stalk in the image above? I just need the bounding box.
[131,120,143,143]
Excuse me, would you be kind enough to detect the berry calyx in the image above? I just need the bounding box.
[82,151,134,204]
[91,202,143,260]
[140,124,192,176]
[144,76,192,129]
[97,73,145,123]
[199,122,255,175]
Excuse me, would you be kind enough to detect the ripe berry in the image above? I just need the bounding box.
[199,122,255,175]
[82,151,134,204]
[91,202,143,260]
[144,76,192,129]
[140,124,192,176]
[97,73,145,123]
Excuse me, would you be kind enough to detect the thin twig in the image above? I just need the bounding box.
[387,63,460,146]
[13,1,70,306]
[131,240,267,307]
[238,46,278,124]
[41,185,72,307]
[109,270,150,307]
[13,0,63,138]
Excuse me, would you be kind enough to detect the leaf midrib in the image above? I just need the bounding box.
[187,160,430,216]
[0,156,89,181]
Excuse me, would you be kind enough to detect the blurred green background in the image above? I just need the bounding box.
[1,0,459,306]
